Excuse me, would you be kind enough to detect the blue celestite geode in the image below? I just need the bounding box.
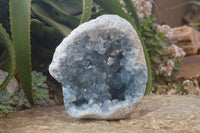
[49,15,147,119]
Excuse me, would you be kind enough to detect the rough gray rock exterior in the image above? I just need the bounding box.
[0,69,19,96]
[49,15,147,119]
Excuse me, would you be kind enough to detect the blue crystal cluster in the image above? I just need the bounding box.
[49,15,147,119]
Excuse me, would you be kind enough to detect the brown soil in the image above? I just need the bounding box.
[0,95,200,133]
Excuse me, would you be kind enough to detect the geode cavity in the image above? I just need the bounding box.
[49,15,147,119]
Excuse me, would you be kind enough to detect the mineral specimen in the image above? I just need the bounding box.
[49,15,147,119]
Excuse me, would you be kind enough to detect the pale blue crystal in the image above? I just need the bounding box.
[49,15,147,119]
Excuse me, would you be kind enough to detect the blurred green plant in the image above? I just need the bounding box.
[0,90,13,115]
[151,79,200,96]
[151,56,184,94]
[12,89,31,110]
[141,15,166,64]
[15,71,51,107]
[0,71,50,115]
[32,71,50,106]
[140,15,167,88]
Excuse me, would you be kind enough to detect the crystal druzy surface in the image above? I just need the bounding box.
[49,15,147,119]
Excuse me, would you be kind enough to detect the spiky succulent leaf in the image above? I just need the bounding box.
[80,0,93,24]
[31,3,72,37]
[123,0,141,31]
[38,0,80,26]
[9,0,33,104]
[31,19,45,38]
[0,24,15,91]
[33,0,83,15]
